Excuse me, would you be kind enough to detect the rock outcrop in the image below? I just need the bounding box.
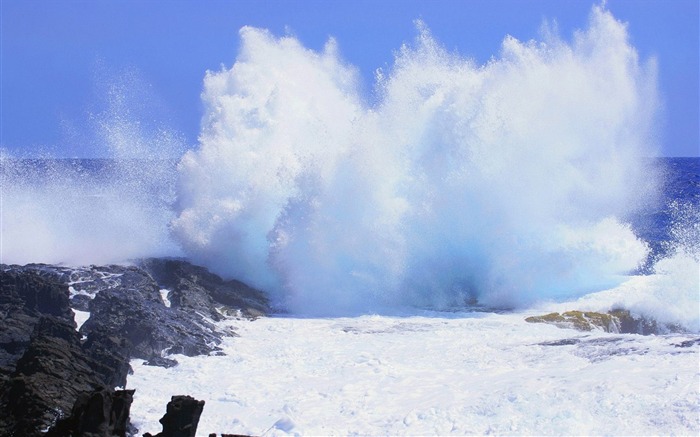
[46,388,135,437]
[0,259,269,436]
[76,258,269,366]
[525,309,684,334]
[0,270,111,435]
[0,268,76,378]
[140,258,269,320]
[143,395,205,437]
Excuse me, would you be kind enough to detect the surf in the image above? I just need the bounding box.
[171,5,661,315]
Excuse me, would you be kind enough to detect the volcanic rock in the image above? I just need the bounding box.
[0,268,75,378]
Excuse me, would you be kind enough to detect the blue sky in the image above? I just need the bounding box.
[1,0,698,157]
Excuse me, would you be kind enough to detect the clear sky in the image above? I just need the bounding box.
[1,0,698,157]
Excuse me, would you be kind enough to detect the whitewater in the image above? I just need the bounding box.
[127,312,698,436]
[1,4,699,435]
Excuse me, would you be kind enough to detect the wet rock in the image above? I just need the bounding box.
[144,356,179,368]
[0,268,75,378]
[143,395,205,437]
[608,309,684,335]
[81,275,221,364]
[70,259,269,367]
[1,259,268,435]
[9,260,269,372]
[208,434,254,437]
[538,338,582,346]
[0,316,105,436]
[0,268,109,435]
[525,311,618,332]
[70,293,92,311]
[82,329,133,389]
[525,309,685,334]
[140,258,270,320]
[0,267,137,435]
[46,388,135,437]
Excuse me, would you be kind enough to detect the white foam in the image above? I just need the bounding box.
[127,313,699,436]
[72,309,91,330]
[546,201,700,333]
[159,289,172,308]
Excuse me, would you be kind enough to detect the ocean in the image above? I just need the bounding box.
[1,4,698,433]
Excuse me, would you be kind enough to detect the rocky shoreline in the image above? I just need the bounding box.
[2,258,696,435]
[0,258,269,436]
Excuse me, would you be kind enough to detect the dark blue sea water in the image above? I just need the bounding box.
[629,158,700,272]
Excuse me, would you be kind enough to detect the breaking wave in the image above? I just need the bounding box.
[172,6,661,315]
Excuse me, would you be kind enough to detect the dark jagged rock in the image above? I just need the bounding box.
[46,388,135,437]
[70,259,269,367]
[140,258,270,320]
[0,269,101,435]
[70,293,92,311]
[0,268,74,318]
[1,259,269,435]
[538,338,582,346]
[0,267,134,435]
[208,434,254,437]
[0,316,105,436]
[0,268,75,378]
[80,267,223,364]
[6,260,269,371]
[82,329,133,389]
[144,356,179,368]
[143,395,205,437]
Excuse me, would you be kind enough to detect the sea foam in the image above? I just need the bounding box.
[172,6,660,315]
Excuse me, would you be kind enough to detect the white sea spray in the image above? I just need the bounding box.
[0,72,185,266]
[172,6,659,314]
